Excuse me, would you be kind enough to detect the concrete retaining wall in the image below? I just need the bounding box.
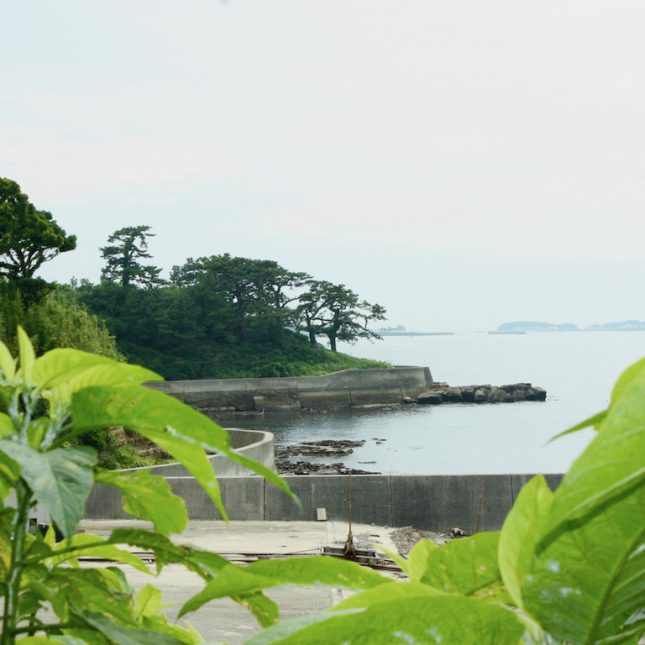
[147,367,433,413]
[84,472,563,531]
[113,428,274,478]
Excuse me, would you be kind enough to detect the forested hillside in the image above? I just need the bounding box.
[1,179,387,378]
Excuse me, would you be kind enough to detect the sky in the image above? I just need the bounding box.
[2,0,644,332]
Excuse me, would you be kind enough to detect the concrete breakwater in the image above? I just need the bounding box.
[148,368,546,413]
[85,472,563,532]
[148,367,433,413]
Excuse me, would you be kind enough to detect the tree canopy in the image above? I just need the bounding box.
[78,230,388,377]
[100,225,164,288]
[0,177,76,281]
[293,280,386,351]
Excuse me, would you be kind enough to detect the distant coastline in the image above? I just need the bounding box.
[378,331,455,337]
[494,320,645,333]
[375,325,454,337]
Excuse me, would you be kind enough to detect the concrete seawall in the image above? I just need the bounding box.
[114,428,275,478]
[147,367,433,413]
[85,472,563,532]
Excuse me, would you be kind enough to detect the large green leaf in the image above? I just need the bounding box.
[106,528,228,576]
[33,348,114,389]
[71,384,229,518]
[0,449,20,500]
[246,595,525,645]
[548,409,607,443]
[0,441,96,537]
[15,638,67,644]
[332,581,444,611]
[44,533,151,574]
[538,372,645,543]
[41,357,162,416]
[498,475,553,609]
[179,556,391,617]
[72,384,295,516]
[223,449,299,504]
[103,527,278,629]
[17,326,36,384]
[0,412,14,438]
[71,384,230,450]
[237,591,281,628]
[134,584,166,620]
[48,568,136,624]
[0,340,16,380]
[611,357,645,405]
[96,469,188,535]
[549,359,645,444]
[416,532,501,596]
[405,539,438,581]
[78,611,186,645]
[523,483,645,644]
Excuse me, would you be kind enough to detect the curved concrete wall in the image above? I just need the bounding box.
[116,428,274,478]
[147,367,433,413]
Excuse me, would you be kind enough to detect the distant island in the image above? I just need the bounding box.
[375,325,454,336]
[495,320,645,333]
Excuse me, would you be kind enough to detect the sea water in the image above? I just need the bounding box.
[234,332,644,475]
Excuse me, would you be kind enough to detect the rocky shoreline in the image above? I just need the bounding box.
[410,382,546,405]
[275,440,381,475]
[273,382,547,475]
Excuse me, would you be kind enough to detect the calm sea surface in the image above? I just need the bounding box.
[233,332,644,475]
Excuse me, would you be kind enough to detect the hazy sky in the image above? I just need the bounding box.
[2,0,644,331]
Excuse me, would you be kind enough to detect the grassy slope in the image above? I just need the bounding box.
[117,331,389,381]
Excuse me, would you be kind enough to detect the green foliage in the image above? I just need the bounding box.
[0,178,76,282]
[78,246,387,378]
[0,332,642,644]
[0,330,295,644]
[0,286,121,360]
[76,277,387,379]
[293,279,386,352]
[214,357,643,644]
[100,226,165,289]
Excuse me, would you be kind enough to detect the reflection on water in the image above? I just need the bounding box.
[231,332,644,475]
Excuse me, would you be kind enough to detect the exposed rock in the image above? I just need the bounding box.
[526,386,547,401]
[450,527,473,538]
[416,382,546,405]
[474,388,489,404]
[500,383,531,393]
[417,391,443,405]
[461,386,475,402]
[442,387,463,403]
[276,440,365,459]
[488,387,513,403]
[389,526,450,556]
[276,460,379,476]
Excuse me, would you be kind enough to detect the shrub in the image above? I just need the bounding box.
[0,330,642,644]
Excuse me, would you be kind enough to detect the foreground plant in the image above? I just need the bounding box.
[175,358,644,645]
[1,329,643,644]
[0,328,305,643]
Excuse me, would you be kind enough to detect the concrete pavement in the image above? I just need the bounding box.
[76,520,399,644]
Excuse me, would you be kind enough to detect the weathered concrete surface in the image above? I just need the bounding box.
[115,428,275,478]
[70,520,400,645]
[147,367,433,413]
[85,473,564,531]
